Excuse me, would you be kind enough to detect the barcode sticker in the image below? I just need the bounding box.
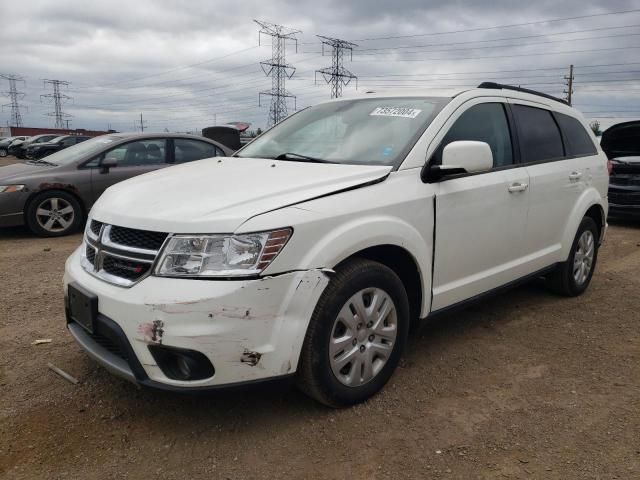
[370,107,422,118]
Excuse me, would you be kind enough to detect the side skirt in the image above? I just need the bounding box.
[424,264,557,322]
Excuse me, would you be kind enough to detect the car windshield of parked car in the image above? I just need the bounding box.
[41,135,121,165]
[237,97,448,166]
[48,136,68,144]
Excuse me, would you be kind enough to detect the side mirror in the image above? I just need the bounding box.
[423,141,493,182]
[100,157,118,174]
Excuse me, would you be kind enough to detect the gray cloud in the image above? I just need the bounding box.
[1,0,639,131]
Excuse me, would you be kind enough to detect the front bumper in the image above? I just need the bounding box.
[63,246,330,389]
[0,191,28,227]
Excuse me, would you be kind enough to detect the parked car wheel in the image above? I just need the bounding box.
[0,148,7,157]
[26,190,83,237]
[546,216,599,296]
[297,259,410,407]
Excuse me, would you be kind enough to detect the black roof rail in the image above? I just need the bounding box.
[477,82,570,106]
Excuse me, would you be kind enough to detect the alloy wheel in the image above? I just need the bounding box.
[573,230,595,285]
[329,287,398,387]
[35,197,75,233]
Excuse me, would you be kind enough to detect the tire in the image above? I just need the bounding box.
[0,148,7,157]
[545,216,599,296]
[297,258,410,407]
[25,190,83,237]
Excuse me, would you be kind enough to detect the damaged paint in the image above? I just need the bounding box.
[138,320,164,343]
[240,349,262,366]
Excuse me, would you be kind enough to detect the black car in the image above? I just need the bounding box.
[9,134,60,158]
[26,135,91,159]
[601,120,640,218]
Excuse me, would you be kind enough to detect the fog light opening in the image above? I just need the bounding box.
[148,345,215,381]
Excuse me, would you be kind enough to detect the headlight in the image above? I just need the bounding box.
[155,228,292,277]
[0,185,25,193]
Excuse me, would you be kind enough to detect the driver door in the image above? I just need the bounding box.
[430,101,531,310]
[89,139,168,203]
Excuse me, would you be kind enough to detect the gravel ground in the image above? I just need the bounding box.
[0,156,639,479]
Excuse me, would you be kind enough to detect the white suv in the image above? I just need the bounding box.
[64,84,608,407]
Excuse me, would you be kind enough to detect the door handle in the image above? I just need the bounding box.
[508,182,528,193]
[569,171,583,181]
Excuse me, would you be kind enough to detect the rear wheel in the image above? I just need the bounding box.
[26,190,83,237]
[297,259,410,407]
[546,216,599,296]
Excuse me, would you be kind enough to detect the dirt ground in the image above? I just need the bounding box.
[1,154,639,479]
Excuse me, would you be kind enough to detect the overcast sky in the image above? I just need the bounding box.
[1,0,639,132]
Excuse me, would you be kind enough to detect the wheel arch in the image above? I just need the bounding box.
[23,187,88,226]
[560,188,607,260]
[336,244,424,330]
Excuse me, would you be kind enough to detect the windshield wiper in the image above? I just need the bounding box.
[273,152,336,164]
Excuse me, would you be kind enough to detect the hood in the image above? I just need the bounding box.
[92,157,392,233]
[0,162,55,182]
[601,120,640,159]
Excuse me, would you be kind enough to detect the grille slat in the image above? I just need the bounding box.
[85,245,96,266]
[109,226,168,251]
[90,220,103,236]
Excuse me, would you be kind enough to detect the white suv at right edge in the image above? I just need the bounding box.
[63,83,608,407]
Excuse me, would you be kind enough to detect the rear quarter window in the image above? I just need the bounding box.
[554,113,597,157]
[512,104,565,163]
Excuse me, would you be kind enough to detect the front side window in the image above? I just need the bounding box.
[554,113,597,157]
[174,139,219,164]
[438,102,513,167]
[103,139,166,166]
[238,97,448,166]
[513,104,565,162]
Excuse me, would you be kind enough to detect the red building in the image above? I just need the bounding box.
[8,126,115,137]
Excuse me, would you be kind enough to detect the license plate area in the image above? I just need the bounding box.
[68,283,98,334]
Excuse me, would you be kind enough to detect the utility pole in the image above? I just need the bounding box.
[41,79,72,129]
[564,64,574,106]
[65,119,71,129]
[315,36,358,99]
[254,20,301,127]
[136,113,147,132]
[0,73,26,127]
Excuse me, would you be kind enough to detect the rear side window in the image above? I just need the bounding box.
[439,103,514,167]
[174,139,220,164]
[512,105,564,162]
[554,113,597,157]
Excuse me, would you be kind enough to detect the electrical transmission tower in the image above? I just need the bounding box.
[563,64,574,106]
[41,79,72,129]
[136,113,147,132]
[315,36,358,99]
[254,20,301,127]
[1,73,26,127]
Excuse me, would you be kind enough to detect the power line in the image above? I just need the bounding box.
[0,73,26,127]
[255,20,301,126]
[315,36,358,98]
[350,8,640,41]
[41,79,72,129]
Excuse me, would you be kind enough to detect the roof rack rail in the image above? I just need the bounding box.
[477,82,569,106]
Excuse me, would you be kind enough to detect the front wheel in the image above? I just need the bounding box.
[546,216,599,296]
[25,190,83,237]
[0,148,7,157]
[297,259,410,407]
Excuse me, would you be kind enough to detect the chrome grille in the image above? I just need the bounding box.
[82,221,169,287]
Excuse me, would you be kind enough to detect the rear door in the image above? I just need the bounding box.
[89,138,168,202]
[509,102,589,270]
[431,100,531,310]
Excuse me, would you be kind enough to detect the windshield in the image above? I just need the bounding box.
[42,135,120,165]
[237,97,448,166]
[49,136,68,144]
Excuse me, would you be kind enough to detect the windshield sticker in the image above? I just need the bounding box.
[370,107,422,118]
